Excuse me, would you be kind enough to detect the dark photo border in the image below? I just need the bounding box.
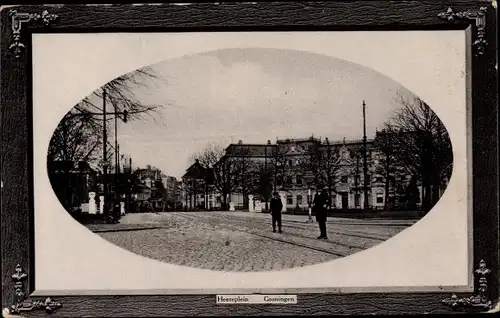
[1,1,498,316]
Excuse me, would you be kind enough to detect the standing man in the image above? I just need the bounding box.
[270,192,283,233]
[314,187,330,239]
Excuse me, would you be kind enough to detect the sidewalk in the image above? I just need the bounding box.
[86,223,161,233]
[213,211,418,226]
[85,212,173,232]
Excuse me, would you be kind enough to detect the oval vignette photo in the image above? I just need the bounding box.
[47,48,453,272]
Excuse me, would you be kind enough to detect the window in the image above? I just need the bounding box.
[297,195,303,205]
[277,178,282,186]
[296,175,303,185]
[376,193,384,204]
[287,195,293,205]
[341,176,348,183]
[286,176,293,185]
[216,196,221,203]
[289,159,294,166]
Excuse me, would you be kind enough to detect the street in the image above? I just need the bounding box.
[87,212,416,272]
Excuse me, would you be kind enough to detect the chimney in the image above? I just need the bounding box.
[238,140,242,144]
[267,140,271,145]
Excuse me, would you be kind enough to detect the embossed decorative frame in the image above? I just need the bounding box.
[0,1,497,316]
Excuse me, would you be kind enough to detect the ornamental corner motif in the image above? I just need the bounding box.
[438,6,489,55]
[442,259,493,311]
[3,264,62,316]
[8,9,59,58]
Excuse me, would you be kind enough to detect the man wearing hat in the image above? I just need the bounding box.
[313,186,331,239]
[269,192,283,233]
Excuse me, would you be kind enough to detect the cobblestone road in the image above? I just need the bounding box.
[93,212,415,272]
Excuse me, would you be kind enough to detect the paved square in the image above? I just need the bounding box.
[90,211,416,272]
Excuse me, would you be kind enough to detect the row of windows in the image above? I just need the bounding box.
[285,174,411,185]
[278,154,374,167]
[277,175,372,186]
[285,193,385,206]
[194,192,386,206]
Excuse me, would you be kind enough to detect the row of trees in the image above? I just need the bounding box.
[373,94,453,211]
[186,93,453,212]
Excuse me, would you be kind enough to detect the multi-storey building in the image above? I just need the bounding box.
[182,134,431,212]
[133,166,181,207]
[224,136,383,210]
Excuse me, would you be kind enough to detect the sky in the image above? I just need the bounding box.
[82,48,417,179]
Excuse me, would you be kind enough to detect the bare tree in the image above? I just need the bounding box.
[192,143,259,211]
[299,138,342,208]
[47,66,167,212]
[182,176,205,210]
[48,109,102,166]
[79,67,167,123]
[268,145,287,192]
[388,92,453,212]
[228,147,256,209]
[256,163,273,208]
[190,142,225,170]
[373,124,401,210]
[48,66,168,172]
[212,155,244,210]
[190,142,226,209]
[318,138,343,207]
[269,145,302,192]
[344,144,363,208]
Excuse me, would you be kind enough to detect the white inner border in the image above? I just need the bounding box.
[32,31,472,295]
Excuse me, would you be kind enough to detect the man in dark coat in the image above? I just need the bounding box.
[269,192,283,233]
[314,187,330,239]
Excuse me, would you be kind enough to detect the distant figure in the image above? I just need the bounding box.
[269,192,283,233]
[314,187,331,239]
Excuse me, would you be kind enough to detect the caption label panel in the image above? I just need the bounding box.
[216,295,298,304]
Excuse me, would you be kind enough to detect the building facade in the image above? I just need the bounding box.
[182,134,437,212]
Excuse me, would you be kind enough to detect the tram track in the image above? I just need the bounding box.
[180,212,390,245]
[168,212,371,257]
[221,213,397,241]
[172,212,347,257]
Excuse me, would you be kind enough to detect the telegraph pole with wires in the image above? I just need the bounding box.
[68,88,130,223]
[362,100,370,210]
[102,88,110,221]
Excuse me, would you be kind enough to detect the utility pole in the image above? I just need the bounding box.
[355,153,360,207]
[362,100,370,210]
[102,88,109,220]
[264,142,268,211]
[66,91,128,222]
[115,106,120,175]
[127,156,132,213]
